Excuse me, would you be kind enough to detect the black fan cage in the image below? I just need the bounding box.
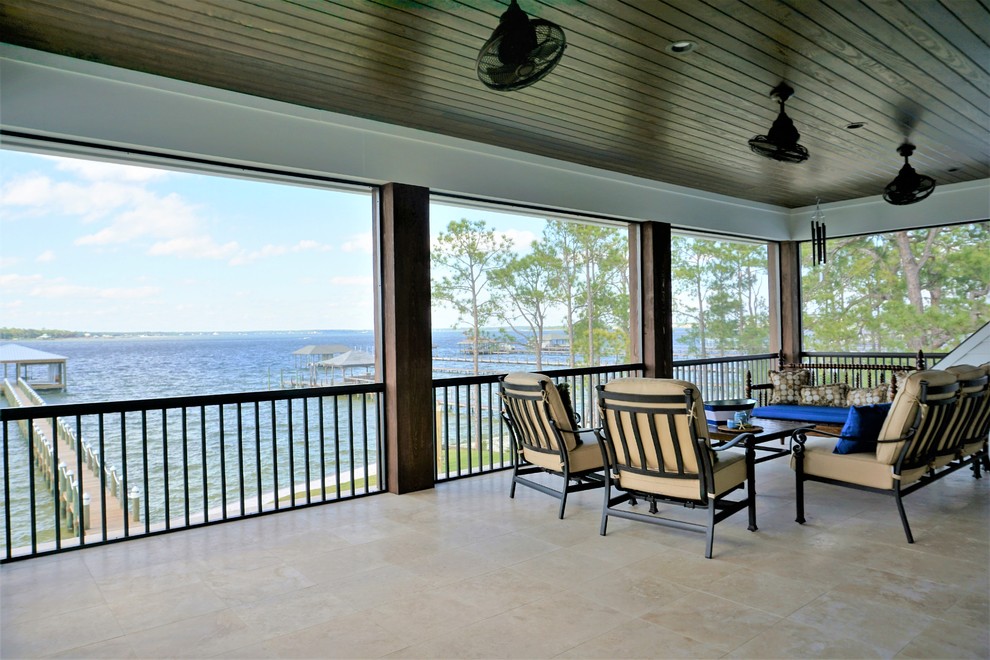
[477,20,565,91]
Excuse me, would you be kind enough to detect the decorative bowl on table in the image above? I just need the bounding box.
[703,399,757,427]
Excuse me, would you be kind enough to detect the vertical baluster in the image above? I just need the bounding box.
[333,396,341,500]
[200,406,208,523]
[219,404,227,520]
[120,412,130,538]
[181,407,190,527]
[271,400,279,511]
[361,393,369,493]
[254,402,262,515]
[235,403,244,517]
[347,394,355,497]
[3,422,12,560]
[45,421,56,551]
[303,397,311,505]
[318,396,326,502]
[162,409,170,530]
[142,410,150,534]
[287,399,295,507]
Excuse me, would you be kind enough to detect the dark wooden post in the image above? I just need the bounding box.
[380,183,434,494]
[778,241,802,365]
[640,221,673,378]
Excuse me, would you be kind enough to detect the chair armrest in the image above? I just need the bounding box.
[749,383,774,392]
[713,432,755,451]
[789,426,824,452]
[560,426,604,444]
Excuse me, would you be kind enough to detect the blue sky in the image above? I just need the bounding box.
[0,150,545,332]
[1,150,376,332]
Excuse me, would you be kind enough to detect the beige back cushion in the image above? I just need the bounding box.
[601,377,709,475]
[876,369,958,465]
[503,372,577,451]
[945,364,990,442]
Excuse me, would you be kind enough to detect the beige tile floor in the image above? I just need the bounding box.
[2,457,988,658]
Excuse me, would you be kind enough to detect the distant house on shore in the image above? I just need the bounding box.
[541,330,570,352]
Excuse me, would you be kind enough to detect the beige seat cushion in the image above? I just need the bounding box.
[522,440,603,473]
[790,436,926,489]
[875,369,958,465]
[618,449,746,500]
[503,371,577,451]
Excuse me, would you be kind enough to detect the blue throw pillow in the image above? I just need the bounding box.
[833,403,892,454]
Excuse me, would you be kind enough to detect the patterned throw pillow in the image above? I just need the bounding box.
[799,383,848,406]
[847,385,888,407]
[768,369,811,405]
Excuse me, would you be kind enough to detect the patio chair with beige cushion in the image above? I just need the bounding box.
[942,363,990,477]
[596,377,757,559]
[499,372,605,519]
[792,369,960,543]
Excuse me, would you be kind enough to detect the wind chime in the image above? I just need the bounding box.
[810,197,827,265]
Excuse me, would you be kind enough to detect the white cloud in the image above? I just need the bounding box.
[148,236,241,260]
[228,239,333,265]
[29,282,160,300]
[76,192,201,244]
[0,273,44,289]
[498,229,537,252]
[51,156,170,183]
[0,257,21,268]
[36,250,56,263]
[341,233,373,254]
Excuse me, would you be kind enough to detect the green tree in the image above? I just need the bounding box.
[542,221,583,367]
[672,236,770,358]
[801,222,990,353]
[490,243,557,370]
[431,219,512,374]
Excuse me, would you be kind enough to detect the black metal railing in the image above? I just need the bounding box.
[673,354,778,403]
[432,363,644,482]
[1,383,384,561]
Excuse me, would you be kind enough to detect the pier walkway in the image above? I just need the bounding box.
[2,379,126,543]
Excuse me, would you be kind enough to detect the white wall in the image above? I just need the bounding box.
[2,44,987,240]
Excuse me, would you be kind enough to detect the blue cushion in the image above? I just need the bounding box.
[833,403,892,454]
[752,405,852,425]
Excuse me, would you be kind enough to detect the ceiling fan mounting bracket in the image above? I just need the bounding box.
[769,82,795,104]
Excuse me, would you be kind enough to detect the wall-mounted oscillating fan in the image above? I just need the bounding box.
[476,0,565,91]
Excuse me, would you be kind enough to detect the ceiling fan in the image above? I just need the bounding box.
[748,82,810,163]
[476,0,566,92]
[883,143,936,205]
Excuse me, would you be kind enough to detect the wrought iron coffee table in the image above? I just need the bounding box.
[709,418,816,464]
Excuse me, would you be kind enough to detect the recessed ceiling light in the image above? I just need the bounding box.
[845,121,866,130]
[667,40,697,55]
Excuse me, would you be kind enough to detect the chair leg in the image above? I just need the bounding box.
[747,489,758,532]
[794,456,806,524]
[558,489,568,519]
[509,465,518,499]
[705,501,716,559]
[600,484,610,536]
[894,486,914,544]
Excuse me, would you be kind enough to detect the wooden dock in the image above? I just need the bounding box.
[3,379,127,543]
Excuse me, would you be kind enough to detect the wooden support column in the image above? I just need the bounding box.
[778,241,803,364]
[380,183,434,494]
[639,221,673,378]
